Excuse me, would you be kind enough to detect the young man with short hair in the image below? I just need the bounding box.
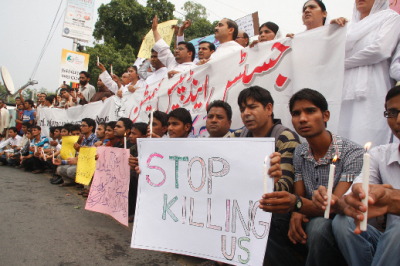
[324,85,400,266]
[262,88,364,266]
[21,100,36,125]
[21,126,49,173]
[229,86,301,192]
[147,111,168,138]
[74,118,98,151]
[167,108,193,138]
[94,123,107,147]
[105,121,118,147]
[206,100,232,138]
[0,127,22,166]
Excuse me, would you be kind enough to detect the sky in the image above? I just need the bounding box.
[0,0,356,93]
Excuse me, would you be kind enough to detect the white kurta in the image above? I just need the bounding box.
[338,0,400,147]
[153,39,195,73]
[0,107,10,134]
[390,42,400,81]
[145,67,167,86]
[210,40,243,59]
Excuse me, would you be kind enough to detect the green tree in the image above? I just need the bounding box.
[93,0,175,53]
[179,1,218,41]
[84,42,137,87]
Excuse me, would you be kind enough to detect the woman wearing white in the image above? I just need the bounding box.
[338,0,400,147]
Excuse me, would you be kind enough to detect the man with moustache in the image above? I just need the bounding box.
[143,50,167,86]
[78,71,96,102]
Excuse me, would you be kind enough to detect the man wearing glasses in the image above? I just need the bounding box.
[74,118,99,152]
[151,15,195,79]
[314,85,400,266]
[235,29,249,48]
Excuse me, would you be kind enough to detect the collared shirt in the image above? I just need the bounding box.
[294,132,364,200]
[17,134,29,149]
[353,143,400,227]
[79,83,96,102]
[0,135,22,149]
[210,40,243,60]
[81,133,99,147]
[145,67,168,86]
[229,119,301,193]
[153,39,195,73]
[99,71,119,94]
[29,135,50,154]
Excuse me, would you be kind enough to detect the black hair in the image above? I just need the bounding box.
[50,127,56,134]
[259,22,279,35]
[177,41,196,62]
[97,122,106,129]
[303,0,327,25]
[80,71,90,79]
[60,88,69,94]
[151,49,157,53]
[45,96,55,103]
[81,118,96,133]
[21,122,31,129]
[15,97,20,100]
[25,99,34,107]
[207,100,233,121]
[225,18,239,40]
[289,88,328,127]
[118,117,133,131]
[9,127,18,133]
[238,86,274,119]
[149,111,168,127]
[289,88,328,113]
[385,85,400,110]
[70,125,81,132]
[199,41,216,52]
[106,121,117,130]
[40,93,47,97]
[62,125,71,133]
[31,125,41,131]
[168,108,193,131]
[132,122,148,136]
[243,31,250,46]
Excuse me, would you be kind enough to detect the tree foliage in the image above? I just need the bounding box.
[84,42,136,88]
[93,0,175,52]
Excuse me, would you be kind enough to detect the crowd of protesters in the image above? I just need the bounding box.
[1,0,400,265]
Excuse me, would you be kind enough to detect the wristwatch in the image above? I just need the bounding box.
[293,194,303,212]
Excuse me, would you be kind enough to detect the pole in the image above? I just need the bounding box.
[72,38,78,51]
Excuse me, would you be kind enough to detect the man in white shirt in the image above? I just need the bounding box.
[0,99,10,136]
[0,127,22,165]
[97,63,119,94]
[78,71,96,102]
[210,18,243,60]
[145,50,167,86]
[152,15,195,79]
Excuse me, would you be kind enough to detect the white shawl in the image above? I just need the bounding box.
[343,0,400,101]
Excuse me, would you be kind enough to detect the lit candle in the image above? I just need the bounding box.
[97,55,99,65]
[263,155,269,194]
[111,64,113,75]
[325,155,338,219]
[124,132,127,149]
[360,142,372,231]
[149,108,155,138]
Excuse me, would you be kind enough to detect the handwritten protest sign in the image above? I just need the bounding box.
[131,138,275,265]
[137,19,178,59]
[60,136,79,160]
[235,12,260,37]
[85,147,131,226]
[75,147,97,185]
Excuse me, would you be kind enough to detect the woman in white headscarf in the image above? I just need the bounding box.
[338,0,400,147]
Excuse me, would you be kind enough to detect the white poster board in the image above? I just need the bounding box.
[62,0,96,42]
[235,12,260,37]
[131,138,275,265]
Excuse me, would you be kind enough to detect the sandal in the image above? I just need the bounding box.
[82,192,89,198]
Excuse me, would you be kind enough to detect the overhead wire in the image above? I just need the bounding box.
[30,0,64,80]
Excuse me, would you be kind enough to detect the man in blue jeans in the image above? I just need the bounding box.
[316,85,400,266]
[260,89,364,266]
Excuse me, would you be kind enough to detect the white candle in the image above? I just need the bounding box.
[52,150,55,162]
[360,142,371,231]
[263,156,269,194]
[97,56,99,65]
[149,109,155,138]
[70,151,73,158]
[111,64,113,75]
[325,155,337,219]
[34,145,37,153]
[124,132,127,149]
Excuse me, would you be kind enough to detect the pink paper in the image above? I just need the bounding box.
[85,147,131,226]
[391,0,400,14]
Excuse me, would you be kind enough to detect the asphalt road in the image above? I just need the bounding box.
[0,166,215,266]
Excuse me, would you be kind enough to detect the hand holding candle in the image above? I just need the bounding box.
[97,55,99,65]
[111,64,113,75]
[124,132,127,149]
[325,155,338,219]
[360,142,372,231]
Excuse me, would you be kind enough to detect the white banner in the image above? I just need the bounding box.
[37,97,117,136]
[62,0,95,42]
[131,138,275,265]
[40,25,345,138]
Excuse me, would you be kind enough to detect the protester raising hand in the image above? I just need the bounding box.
[97,62,107,72]
[330,17,348,27]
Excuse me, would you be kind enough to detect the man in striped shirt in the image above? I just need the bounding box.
[21,125,50,173]
[228,86,301,192]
